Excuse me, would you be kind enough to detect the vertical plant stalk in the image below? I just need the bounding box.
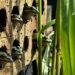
[38,0,42,75]
[56,0,61,75]
[51,4,57,75]
[58,0,75,75]
[69,0,75,75]
[51,45,57,75]
[51,23,57,75]
[60,0,72,75]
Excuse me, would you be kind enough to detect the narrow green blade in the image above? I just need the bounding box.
[56,0,75,75]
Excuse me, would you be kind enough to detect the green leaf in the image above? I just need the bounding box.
[40,19,56,33]
[56,0,75,75]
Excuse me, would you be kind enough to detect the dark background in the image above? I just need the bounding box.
[47,0,57,19]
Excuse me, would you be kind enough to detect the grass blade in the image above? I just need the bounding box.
[56,0,75,75]
[38,0,42,75]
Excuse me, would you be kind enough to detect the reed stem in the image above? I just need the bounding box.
[38,0,42,75]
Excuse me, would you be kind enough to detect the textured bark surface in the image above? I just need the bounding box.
[0,0,47,75]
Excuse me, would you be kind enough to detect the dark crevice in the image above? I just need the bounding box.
[12,6,19,15]
[23,36,29,51]
[32,30,37,58]
[42,25,44,34]
[13,39,20,46]
[42,0,44,14]
[47,0,57,19]
[32,29,37,50]
[0,62,2,70]
[0,46,7,52]
[0,9,7,32]
[33,29,37,33]
[32,0,37,7]
[12,56,19,61]
[32,60,38,75]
